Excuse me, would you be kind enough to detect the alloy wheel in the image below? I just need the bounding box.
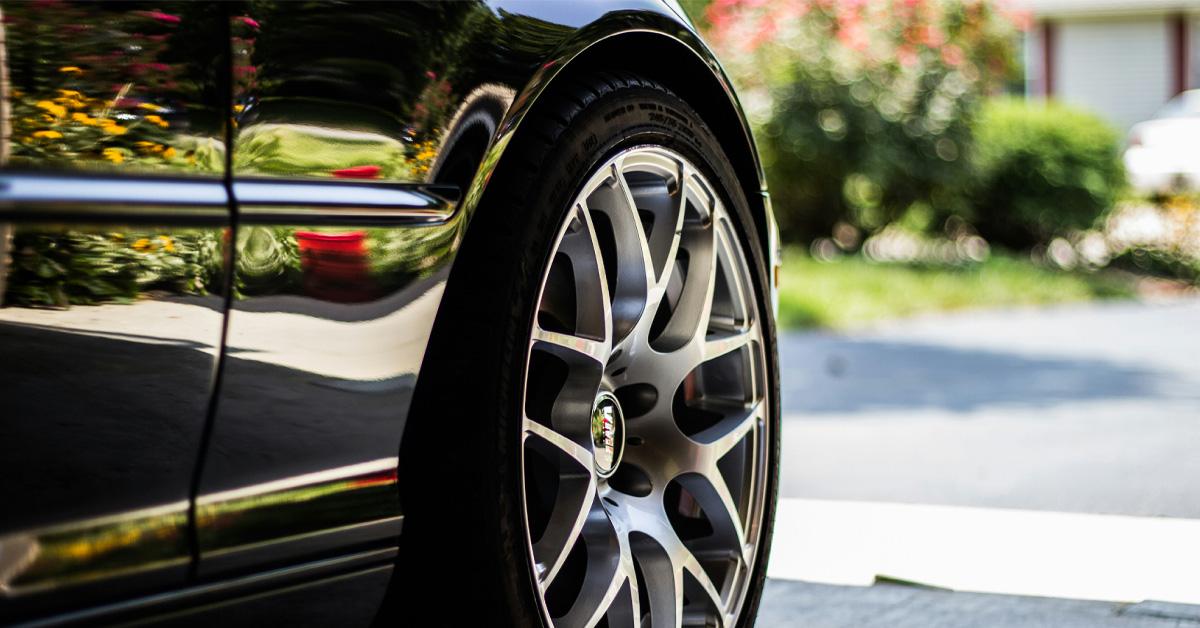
[521,146,769,627]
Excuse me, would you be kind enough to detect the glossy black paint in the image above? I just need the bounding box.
[0,1,771,624]
[0,2,230,620]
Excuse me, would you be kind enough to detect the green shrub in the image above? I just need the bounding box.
[965,98,1125,248]
[701,0,1023,243]
[5,229,224,307]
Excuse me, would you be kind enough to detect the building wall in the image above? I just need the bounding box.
[1026,9,1200,131]
[1054,16,1170,130]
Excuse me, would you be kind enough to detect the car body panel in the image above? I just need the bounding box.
[192,4,470,577]
[0,1,775,623]
[0,3,229,620]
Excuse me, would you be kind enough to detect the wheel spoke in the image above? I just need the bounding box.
[677,471,748,567]
[616,153,689,288]
[628,534,680,628]
[611,163,658,291]
[525,416,600,587]
[559,501,629,628]
[525,416,593,470]
[712,215,754,328]
[533,325,609,364]
[541,204,613,354]
[576,203,615,348]
[606,520,642,628]
[681,552,727,628]
[703,324,756,362]
[651,219,717,353]
[629,508,729,628]
[693,400,763,459]
[677,211,742,356]
[585,167,653,343]
[534,475,594,587]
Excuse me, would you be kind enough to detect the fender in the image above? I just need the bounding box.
[454,2,780,296]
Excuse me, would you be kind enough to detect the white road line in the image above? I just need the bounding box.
[767,498,1200,605]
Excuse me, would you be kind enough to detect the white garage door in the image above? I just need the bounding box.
[1055,17,1170,130]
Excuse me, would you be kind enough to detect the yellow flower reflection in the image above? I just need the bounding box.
[36,101,67,118]
[102,147,124,164]
[58,66,83,75]
[32,130,63,139]
[143,115,169,129]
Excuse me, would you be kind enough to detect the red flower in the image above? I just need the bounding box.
[941,43,964,67]
[331,165,382,179]
[240,16,261,29]
[145,11,181,24]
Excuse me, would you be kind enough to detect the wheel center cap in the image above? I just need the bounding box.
[590,392,625,478]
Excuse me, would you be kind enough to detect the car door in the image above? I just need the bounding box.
[0,2,230,621]
[191,3,485,580]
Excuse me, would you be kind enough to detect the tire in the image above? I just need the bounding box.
[388,72,779,628]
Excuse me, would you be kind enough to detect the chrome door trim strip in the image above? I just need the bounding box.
[232,178,459,225]
[0,173,228,223]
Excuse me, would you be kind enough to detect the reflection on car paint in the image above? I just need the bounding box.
[0,502,189,598]
[195,458,401,576]
[190,3,516,572]
[228,3,495,184]
[0,224,226,612]
[0,1,229,616]
[1,2,226,176]
[197,227,454,571]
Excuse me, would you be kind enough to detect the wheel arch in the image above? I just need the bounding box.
[460,17,776,280]
[547,28,772,253]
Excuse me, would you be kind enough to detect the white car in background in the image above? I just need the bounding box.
[1124,89,1200,195]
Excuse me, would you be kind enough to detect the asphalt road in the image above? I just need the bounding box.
[777,297,1200,518]
[761,298,1200,626]
[758,580,1200,628]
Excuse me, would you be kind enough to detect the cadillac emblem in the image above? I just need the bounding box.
[590,392,625,477]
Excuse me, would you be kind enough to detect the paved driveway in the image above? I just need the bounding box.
[761,298,1200,624]
[778,298,1200,518]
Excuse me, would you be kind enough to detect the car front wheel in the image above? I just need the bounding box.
[394,73,779,628]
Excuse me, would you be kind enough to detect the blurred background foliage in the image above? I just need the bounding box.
[699,0,1027,243]
[683,0,1198,327]
[967,98,1125,250]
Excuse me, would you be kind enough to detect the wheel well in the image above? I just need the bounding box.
[547,31,770,255]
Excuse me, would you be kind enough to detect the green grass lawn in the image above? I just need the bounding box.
[777,248,1136,329]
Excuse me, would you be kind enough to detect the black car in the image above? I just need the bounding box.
[0,2,781,626]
